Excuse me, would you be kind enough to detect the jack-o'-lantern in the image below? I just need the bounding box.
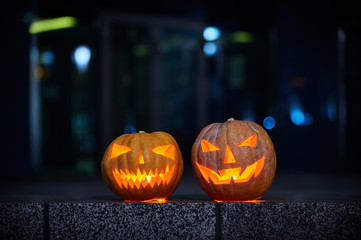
[101,131,183,201]
[191,118,276,201]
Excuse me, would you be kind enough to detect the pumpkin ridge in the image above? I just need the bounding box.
[212,123,226,197]
[124,133,138,199]
[192,123,216,194]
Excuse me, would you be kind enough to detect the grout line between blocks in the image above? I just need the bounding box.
[43,203,50,240]
[215,203,222,240]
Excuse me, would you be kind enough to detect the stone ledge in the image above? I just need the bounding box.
[49,201,216,240]
[221,202,361,240]
[1,200,361,239]
[0,203,44,240]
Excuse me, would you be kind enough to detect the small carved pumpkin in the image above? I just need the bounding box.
[101,131,183,201]
[191,118,276,201]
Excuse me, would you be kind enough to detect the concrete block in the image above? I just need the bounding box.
[0,202,44,240]
[49,201,216,239]
[220,202,361,240]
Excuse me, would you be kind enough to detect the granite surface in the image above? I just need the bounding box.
[1,198,361,239]
[1,174,361,239]
[0,202,45,240]
[221,201,361,240]
[49,201,216,240]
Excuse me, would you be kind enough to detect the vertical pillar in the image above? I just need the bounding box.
[149,26,162,131]
[98,14,113,154]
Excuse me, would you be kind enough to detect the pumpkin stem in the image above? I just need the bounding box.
[228,118,235,121]
[139,131,146,133]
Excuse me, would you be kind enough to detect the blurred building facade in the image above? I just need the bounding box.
[1,2,361,179]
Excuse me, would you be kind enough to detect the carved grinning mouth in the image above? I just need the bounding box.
[112,166,175,190]
[195,156,265,184]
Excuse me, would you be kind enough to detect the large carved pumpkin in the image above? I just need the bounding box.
[101,131,183,201]
[191,118,276,201]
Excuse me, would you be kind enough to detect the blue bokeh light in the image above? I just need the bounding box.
[327,99,337,121]
[74,45,91,72]
[203,27,221,41]
[41,51,55,65]
[263,116,276,130]
[290,109,305,126]
[124,124,136,134]
[203,42,217,56]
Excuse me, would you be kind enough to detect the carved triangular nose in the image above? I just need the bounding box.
[136,150,144,164]
[224,145,236,163]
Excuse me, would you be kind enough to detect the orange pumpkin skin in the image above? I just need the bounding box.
[101,131,183,201]
[191,118,276,201]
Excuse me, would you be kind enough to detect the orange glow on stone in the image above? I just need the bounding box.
[150,144,175,160]
[236,135,257,147]
[201,140,221,152]
[196,156,265,184]
[215,199,266,203]
[224,145,236,163]
[111,143,134,159]
[112,165,175,190]
[138,198,167,203]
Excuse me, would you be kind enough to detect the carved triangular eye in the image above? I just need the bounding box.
[150,144,175,160]
[111,143,134,159]
[201,140,221,152]
[236,135,257,147]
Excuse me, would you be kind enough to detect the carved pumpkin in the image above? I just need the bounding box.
[101,131,183,201]
[191,118,276,201]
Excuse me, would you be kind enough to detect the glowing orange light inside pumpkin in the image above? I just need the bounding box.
[150,144,175,160]
[112,165,175,189]
[201,140,221,152]
[224,145,236,163]
[196,156,264,184]
[111,143,133,159]
[236,135,257,147]
[136,150,145,164]
[110,144,177,191]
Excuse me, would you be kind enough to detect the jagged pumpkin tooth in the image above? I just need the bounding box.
[134,179,141,189]
[149,177,157,188]
[128,179,134,189]
[156,176,163,186]
[141,178,148,188]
